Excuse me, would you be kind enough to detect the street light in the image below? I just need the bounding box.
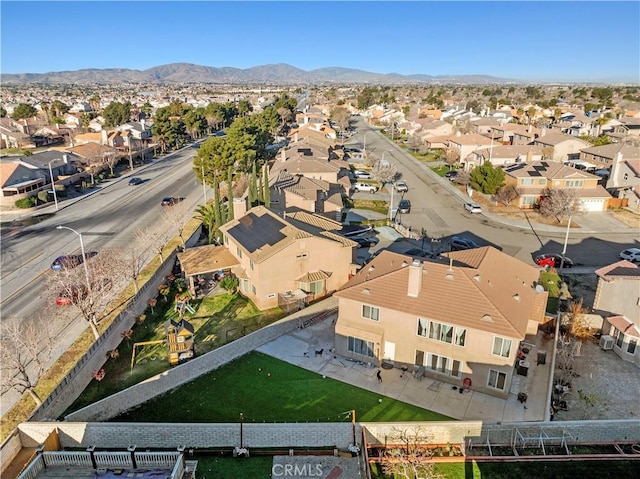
[48,160,59,211]
[381,150,393,164]
[560,215,572,270]
[56,225,91,293]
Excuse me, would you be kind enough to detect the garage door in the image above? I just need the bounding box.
[580,198,606,212]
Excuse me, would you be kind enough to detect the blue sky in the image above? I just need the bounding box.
[1,1,638,82]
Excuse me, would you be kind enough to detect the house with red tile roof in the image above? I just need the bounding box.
[334,248,548,398]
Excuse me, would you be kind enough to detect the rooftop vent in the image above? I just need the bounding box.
[513,294,520,301]
[481,314,493,322]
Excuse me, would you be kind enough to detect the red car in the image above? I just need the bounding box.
[56,285,88,306]
[534,254,573,268]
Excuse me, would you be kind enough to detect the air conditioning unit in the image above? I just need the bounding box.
[599,335,615,350]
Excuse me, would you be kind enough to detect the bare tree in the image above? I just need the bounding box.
[0,315,55,406]
[45,249,122,339]
[134,222,172,263]
[330,106,350,142]
[160,201,192,248]
[117,243,151,294]
[371,159,398,186]
[405,134,423,153]
[453,169,470,186]
[539,188,583,223]
[566,299,596,356]
[276,107,292,131]
[493,186,518,206]
[101,147,120,176]
[443,147,460,171]
[380,427,443,479]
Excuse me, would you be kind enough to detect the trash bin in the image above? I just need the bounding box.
[537,351,547,365]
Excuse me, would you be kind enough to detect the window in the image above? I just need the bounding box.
[455,327,466,347]
[538,178,547,186]
[224,235,228,244]
[488,369,507,390]
[242,279,249,293]
[451,359,462,378]
[628,339,637,355]
[251,285,256,295]
[347,336,375,357]
[493,337,512,358]
[236,247,242,258]
[521,178,534,186]
[309,280,323,294]
[522,196,537,206]
[616,330,624,348]
[249,260,254,270]
[565,180,584,188]
[427,353,449,375]
[415,350,425,366]
[428,321,453,344]
[362,304,379,321]
[417,318,428,337]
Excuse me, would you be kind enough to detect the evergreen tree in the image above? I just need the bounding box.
[469,161,505,194]
[248,162,258,208]
[262,163,271,208]
[212,175,222,230]
[227,168,234,221]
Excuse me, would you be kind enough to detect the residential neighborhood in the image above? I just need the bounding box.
[1,1,639,477]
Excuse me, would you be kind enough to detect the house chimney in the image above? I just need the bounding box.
[281,148,286,162]
[63,154,69,164]
[101,129,108,145]
[233,197,247,219]
[407,259,423,298]
[294,132,298,143]
[140,118,145,130]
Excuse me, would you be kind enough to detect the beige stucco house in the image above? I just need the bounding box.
[219,206,357,311]
[593,260,640,367]
[334,248,548,398]
[532,131,591,162]
[269,170,344,219]
[503,160,611,211]
[447,133,494,167]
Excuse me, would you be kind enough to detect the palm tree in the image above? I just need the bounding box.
[196,203,218,244]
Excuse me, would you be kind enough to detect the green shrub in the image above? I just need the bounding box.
[37,190,50,204]
[15,196,37,208]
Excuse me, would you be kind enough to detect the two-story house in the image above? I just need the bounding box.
[269,170,344,219]
[593,260,640,367]
[580,143,640,170]
[532,131,591,162]
[467,145,543,170]
[447,133,494,167]
[490,124,535,145]
[606,157,640,212]
[334,248,548,398]
[503,160,611,211]
[218,205,357,311]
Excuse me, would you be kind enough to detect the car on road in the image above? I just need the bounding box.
[450,236,479,251]
[398,199,411,214]
[353,170,372,179]
[161,197,186,206]
[463,202,482,214]
[352,183,378,194]
[534,254,573,268]
[50,252,98,271]
[128,177,143,186]
[619,247,640,263]
[394,180,409,193]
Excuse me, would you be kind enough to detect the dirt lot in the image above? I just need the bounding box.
[560,273,599,310]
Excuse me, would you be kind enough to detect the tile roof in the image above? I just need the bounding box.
[595,260,640,280]
[504,160,599,180]
[534,132,590,146]
[448,133,494,146]
[581,143,640,160]
[336,248,547,338]
[607,315,640,338]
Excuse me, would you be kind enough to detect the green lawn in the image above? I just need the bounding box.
[539,269,562,314]
[112,352,452,423]
[194,456,273,479]
[64,292,285,415]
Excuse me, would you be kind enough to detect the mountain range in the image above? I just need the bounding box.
[0,63,515,85]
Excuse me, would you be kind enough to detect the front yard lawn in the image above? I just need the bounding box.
[112,351,452,423]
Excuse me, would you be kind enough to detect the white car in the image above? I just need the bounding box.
[619,247,640,263]
[352,182,378,194]
[354,170,372,179]
[464,202,482,214]
[394,180,409,192]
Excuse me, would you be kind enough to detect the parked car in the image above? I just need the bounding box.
[445,170,458,180]
[619,247,640,263]
[352,235,380,248]
[463,202,482,214]
[450,236,479,251]
[352,183,378,194]
[50,252,98,271]
[128,177,143,186]
[398,199,411,214]
[56,285,88,306]
[534,254,574,268]
[161,197,185,206]
[394,180,409,193]
[354,170,372,179]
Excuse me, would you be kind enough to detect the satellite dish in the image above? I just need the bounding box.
[535,285,545,293]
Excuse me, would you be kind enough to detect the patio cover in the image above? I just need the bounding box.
[177,245,240,277]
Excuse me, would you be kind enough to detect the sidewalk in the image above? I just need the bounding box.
[257,312,552,423]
